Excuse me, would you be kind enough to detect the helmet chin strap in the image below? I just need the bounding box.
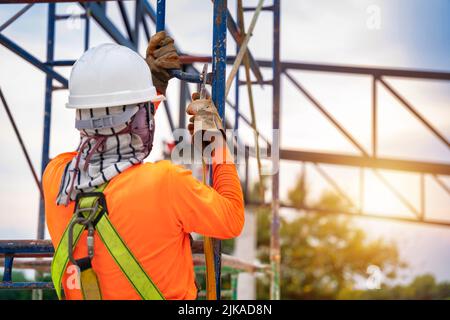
[75,107,137,130]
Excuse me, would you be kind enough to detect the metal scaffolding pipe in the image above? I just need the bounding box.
[0,88,43,199]
[280,149,450,175]
[37,3,56,241]
[210,0,228,300]
[270,0,281,301]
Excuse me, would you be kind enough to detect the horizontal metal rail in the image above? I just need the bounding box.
[280,149,450,175]
[0,240,267,290]
[181,55,450,80]
[0,240,54,257]
[247,202,450,228]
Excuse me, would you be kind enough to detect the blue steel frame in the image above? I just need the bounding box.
[2,0,448,301]
[155,0,227,300]
[211,0,227,299]
[0,0,230,297]
[0,240,54,290]
[37,3,55,240]
[0,0,229,241]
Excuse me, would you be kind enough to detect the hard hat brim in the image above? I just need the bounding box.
[66,87,165,109]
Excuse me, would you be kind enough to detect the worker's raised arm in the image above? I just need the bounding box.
[169,94,245,239]
[169,147,244,239]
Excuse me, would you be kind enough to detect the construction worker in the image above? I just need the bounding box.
[43,32,244,300]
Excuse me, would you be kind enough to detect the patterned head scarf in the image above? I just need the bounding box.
[57,103,155,205]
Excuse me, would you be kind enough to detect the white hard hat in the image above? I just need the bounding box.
[67,43,164,109]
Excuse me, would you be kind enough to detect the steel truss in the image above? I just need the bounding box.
[0,0,449,300]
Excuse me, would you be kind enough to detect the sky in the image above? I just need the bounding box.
[0,0,449,286]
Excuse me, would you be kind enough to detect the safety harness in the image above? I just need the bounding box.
[51,183,164,300]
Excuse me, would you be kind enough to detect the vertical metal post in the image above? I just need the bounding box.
[34,2,56,301]
[153,1,177,134]
[211,0,228,300]
[2,255,14,282]
[156,0,166,32]
[270,0,281,300]
[359,167,364,214]
[420,174,425,220]
[37,3,56,241]
[134,0,143,48]
[212,0,227,118]
[179,75,187,128]
[244,147,249,201]
[300,162,306,207]
[234,4,240,130]
[372,76,377,157]
[84,3,90,51]
[231,273,238,300]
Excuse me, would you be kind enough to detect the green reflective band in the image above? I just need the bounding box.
[51,216,84,300]
[51,184,108,300]
[96,214,164,300]
[51,183,164,300]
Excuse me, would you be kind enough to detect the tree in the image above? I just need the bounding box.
[256,175,404,299]
[337,274,450,300]
[0,271,57,300]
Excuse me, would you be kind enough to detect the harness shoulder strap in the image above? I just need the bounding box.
[51,183,164,300]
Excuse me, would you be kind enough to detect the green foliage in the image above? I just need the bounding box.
[0,271,57,300]
[256,175,403,299]
[222,238,235,255]
[337,274,450,300]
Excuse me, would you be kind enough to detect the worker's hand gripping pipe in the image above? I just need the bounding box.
[156,1,218,300]
[199,64,217,300]
[155,0,206,84]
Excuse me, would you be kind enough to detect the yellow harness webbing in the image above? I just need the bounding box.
[51,183,164,300]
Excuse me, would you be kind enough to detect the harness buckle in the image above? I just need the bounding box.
[68,198,101,267]
[68,216,88,266]
[87,224,95,259]
[74,201,99,223]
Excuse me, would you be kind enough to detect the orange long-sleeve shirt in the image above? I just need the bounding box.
[43,149,244,300]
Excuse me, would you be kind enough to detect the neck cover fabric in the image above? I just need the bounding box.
[56,103,155,206]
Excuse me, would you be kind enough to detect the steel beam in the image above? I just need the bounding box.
[280,149,450,175]
[37,3,56,241]
[268,61,450,80]
[117,0,134,42]
[0,240,54,256]
[0,88,43,198]
[285,205,450,228]
[0,34,68,87]
[180,56,450,80]
[379,77,449,149]
[81,1,135,49]
[0,3,33,32]
[285,71,369,156]
[224,6,264,85]
[134,0,143,48]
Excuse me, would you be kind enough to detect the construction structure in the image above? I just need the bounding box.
[0,0,449,300]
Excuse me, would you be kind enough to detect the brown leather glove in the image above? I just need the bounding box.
[146,31,181,95]
[187,92,224,149]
